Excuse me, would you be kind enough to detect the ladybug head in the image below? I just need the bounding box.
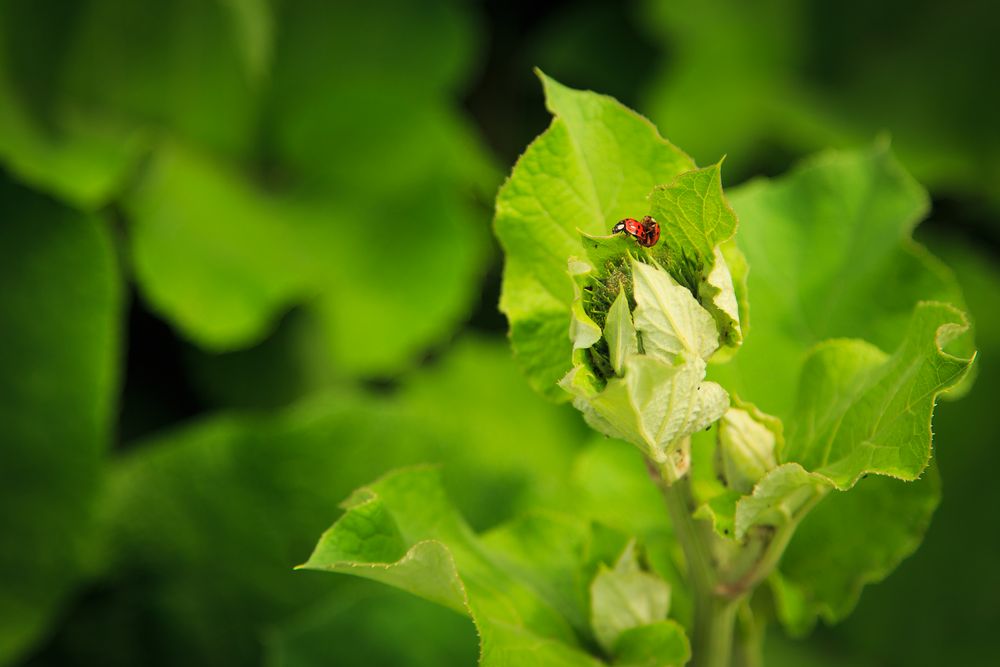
[611,221,627,234]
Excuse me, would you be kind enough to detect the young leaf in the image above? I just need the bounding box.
[604,287,639,377]
[590,542,671,654]
[565,353,729,473]
[301,467,671,666]
[496,72,694,399]
[649,164,742,348]
[733,464,829,540]
[715,401,781,495]
[570,260,605,350]
[0,180,122,663]
[649,163,736,261]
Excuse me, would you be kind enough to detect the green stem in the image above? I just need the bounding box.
[696,595,740,667]
[657,473,738,667]
[733,601,764,667]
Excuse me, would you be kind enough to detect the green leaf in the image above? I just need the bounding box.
[715,401,781,495]
[265,585,479,667]
[0,0,265,206]
[482,512,627,639]
[0,178,122,663]
[771,469,940,635]
[72,339,586,665]
[59,0,263,157]
[717,146,975,420]
[266,0,487,194]
[563,353,729,474]
[0,35,146,207]
[632,259,719,362]
[785,301,973,488]
[733,464,828,540]
[570,260,605,351]
[126,142,488,375]
[648,163,742,348]
[396,337,590,529]
[590,542,671,654]
[301,466,624,666]
[125,143,316,348]
[613,621,691,667]
[496,71,694,399]
[648,162,736,261]
[641,0,1000,212]
[100,395,449,665]
[604,286,639,377]
[215,0,274,83]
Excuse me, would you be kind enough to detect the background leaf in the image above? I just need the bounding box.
[0,178,121,662]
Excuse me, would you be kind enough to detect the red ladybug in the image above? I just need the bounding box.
[612,216,660,247]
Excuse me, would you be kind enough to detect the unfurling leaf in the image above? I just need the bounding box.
[590,541,671,653]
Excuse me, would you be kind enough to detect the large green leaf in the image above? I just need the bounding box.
[0,178,122,663]
[301,467,689,666]
[771,469,940,635]
[706,146,975,636]
[785,302,972,488]
[496,72,694,399]
[821,235,1000,665]
[40,338,586,666]
[716,145,972,421]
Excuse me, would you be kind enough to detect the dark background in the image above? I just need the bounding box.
[1,0,997,665]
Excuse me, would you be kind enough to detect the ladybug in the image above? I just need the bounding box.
[611,215,660,247]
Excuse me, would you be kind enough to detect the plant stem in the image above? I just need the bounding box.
[657,473,739,667]
[695,595,740,667]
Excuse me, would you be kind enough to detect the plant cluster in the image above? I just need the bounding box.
[301,74,976,666]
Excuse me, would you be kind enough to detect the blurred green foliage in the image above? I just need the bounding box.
[0,0,997,665]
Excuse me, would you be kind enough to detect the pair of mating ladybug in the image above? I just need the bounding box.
[612,215,660,247]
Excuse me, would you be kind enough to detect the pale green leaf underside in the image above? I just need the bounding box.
[716,402,780,496]
[632,260,719,362]
[497,72,694,399]
[302,467,672,666]
[568,353,728,467]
